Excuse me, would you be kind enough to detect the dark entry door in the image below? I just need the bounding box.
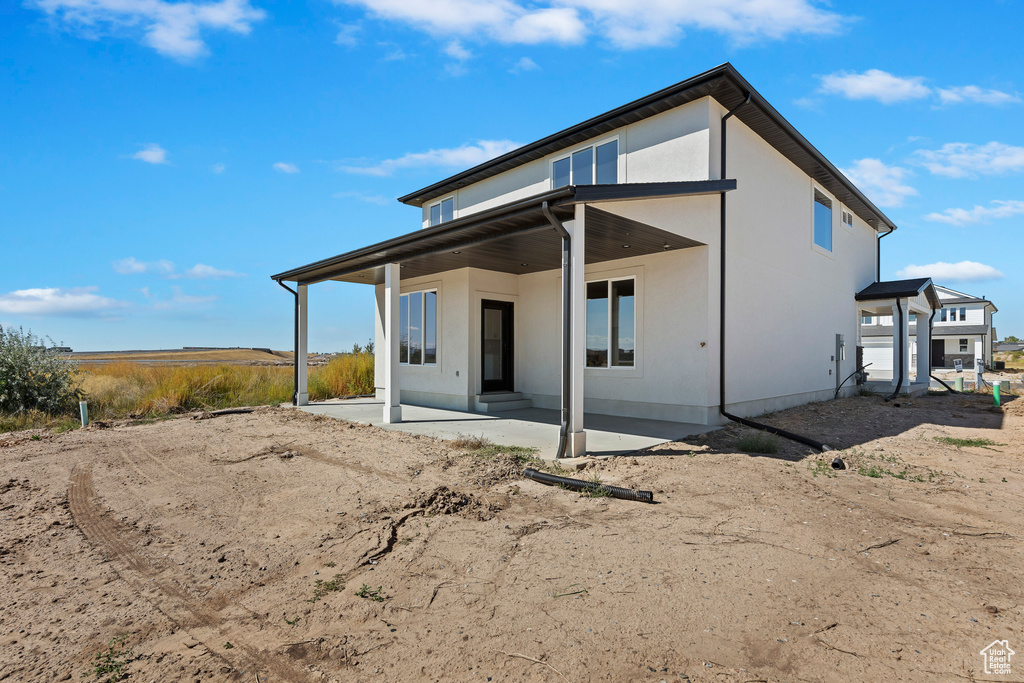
[481,300,514,393]
[931,339,944,368]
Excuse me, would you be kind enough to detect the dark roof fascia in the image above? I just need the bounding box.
[572,179,735,203]
[862,324,990,337]
[397,62,897,233]
[271,180,736,284]
[270,186,574,283]
[856,278,932,301]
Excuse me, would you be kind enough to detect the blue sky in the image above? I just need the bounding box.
[1,0,1021,352]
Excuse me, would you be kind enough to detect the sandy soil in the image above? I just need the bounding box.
[1,392,1022,682]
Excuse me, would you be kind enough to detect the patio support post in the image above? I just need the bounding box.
[296,284,309,406]
[916,309,930,382]
[892,300,910,388]
[569,204,587,457]
[383,263,402,424]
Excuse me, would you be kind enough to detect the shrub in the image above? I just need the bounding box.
[736,431,780,454]
[0,326,82,415]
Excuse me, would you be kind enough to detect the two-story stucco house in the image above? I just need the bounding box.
[272,63,928,458]
[861,284,997,372]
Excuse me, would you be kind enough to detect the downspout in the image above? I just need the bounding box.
[884,298,904,401]
[926,308,957,392]
[276,279,299,406]
[718,92,832,452]
[876,226,894,282]
[542,200,572,460]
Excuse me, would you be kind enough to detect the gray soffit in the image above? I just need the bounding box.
[271,181,728,285]
[396,63,897,233]
[856,278,941,310]
[861,324,989,337]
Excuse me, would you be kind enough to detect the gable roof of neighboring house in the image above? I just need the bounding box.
[397,63,898,234]
[935,284,997,310]
[856,278,941,309]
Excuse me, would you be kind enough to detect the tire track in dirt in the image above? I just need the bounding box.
[69,463,315,682]
[295,445,404,483]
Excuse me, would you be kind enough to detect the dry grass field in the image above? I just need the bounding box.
[70,349,291,363]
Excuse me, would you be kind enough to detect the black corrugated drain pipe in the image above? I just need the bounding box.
[718,92,832,453]
[884,298,904,402]
[541,200,572,460]
[276,279,299,406]
[523,468,653,503]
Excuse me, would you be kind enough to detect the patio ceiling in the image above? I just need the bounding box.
[273,180,730,286]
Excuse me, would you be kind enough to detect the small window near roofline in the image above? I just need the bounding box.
[429,197,454,226]
[813,189,832,252]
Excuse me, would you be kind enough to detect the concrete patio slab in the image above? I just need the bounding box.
[296,398,716,459]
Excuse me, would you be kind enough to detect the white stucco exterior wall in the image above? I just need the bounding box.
[711,100,877,416]
[420,98,713,226]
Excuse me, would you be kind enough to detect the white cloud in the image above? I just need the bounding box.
[936,85,1020,106]
[152,285,218,310]
[333,190,392,206]
[132,143,168,164]
[818,70,1020,107]
[334,22,361,46]
[924,200,1024,226]
[443,39,471,61]
[897,261,1004,282]
[337,0,845,49]
[113,257,241,278]
[34,0,266,60]
[211,162,226,173]
[912,142,1024,178]
[819,69,930,104]
[340,139,520,176]
[510,56,539,73]
[181,263,243,278]
[273,162,300,173]
[112,257,175,274]
[0,287,127,316]
[841,158,917,208]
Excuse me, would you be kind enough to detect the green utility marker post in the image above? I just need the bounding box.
[79,401,89,427]
[994,383,1000,407]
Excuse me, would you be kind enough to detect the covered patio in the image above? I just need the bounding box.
[272,179,734,460]
[296,398,717,458]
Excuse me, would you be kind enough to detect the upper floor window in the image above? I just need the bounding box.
[586,277,635,368]
[429,197,454,226]
[553,139,618,189]
[841,209,854,229]
[813,189,832,252]
[399,290,438,365]
[960,306,967,320]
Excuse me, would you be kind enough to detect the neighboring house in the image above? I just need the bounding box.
[861,285,997,372]
[272,63,927,457]
[996,341,1024,353]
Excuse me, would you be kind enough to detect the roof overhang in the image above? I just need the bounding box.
[856,278,942,311]
[397,63,897,233]
[271,180,732,285]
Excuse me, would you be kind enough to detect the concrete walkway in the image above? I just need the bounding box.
[297,398,717,458]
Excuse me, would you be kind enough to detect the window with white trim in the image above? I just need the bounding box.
[959,338,969,352]
[429,197,454,226]
[861,315,873,324]
[552,139,618,188]
[399,290,438,365]
[585,277,635,368]
[841,209,854,229]
[813,189,832,251]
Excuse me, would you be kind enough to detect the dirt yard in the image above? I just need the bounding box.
[1,392,1022,682]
